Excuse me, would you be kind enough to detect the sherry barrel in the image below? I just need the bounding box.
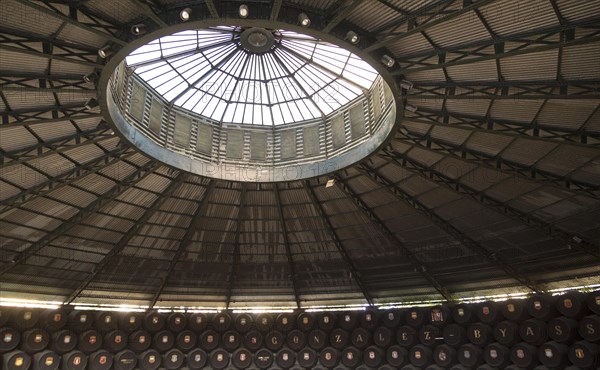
[319,347,340,368]
[166,313,187,333]
[40,311,67,332]
[0,327,21,353]
[483,342,510,368]
[88,350,112,370]
[510,342,538,369]
[113,350,137,370]
[142,312,165,333]
[275,347,296,369]
[3,350,32,370]
[386,345,408,368]
[21,329,50,354]
[578,315,600,342]
[538,341,568,369]
[493,321,519,347]
[547,316,578,343]
[32,350,59,370]
[557,292,588,319]
[104,330,127,353]
[95,312,117,333]
[61,350,87,370]
[568,341,599,369]
[433,344,456,367]
[409,344,433,368]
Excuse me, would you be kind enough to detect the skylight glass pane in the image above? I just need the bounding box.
[126,28,378,125]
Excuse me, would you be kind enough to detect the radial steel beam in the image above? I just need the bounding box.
[277,43,367,92]
[366,0,496,51]
[322,0,364,33]
[0,110,104,129]
[0,148,135,214]
[400,118,600,193]
[225,184,247,309]
[64,172,188,305]
[168,45,241,105]
[357,162,543,293]
[1,102,92,117]
[0,86,96,94]
[0,26,99,55]
[1,125,114,169]
[0,159,161,276]
[334,175,456,301]
[0,72,86,81]
[370,0,454,35]
[132,0,168,27]
[393,28,600,75]
[148,179,217,308]
[410,107,600,140]
[12,0,127,46]
[407,79,600,100]
[274,184,301,309]
[382,146,600,258]
[304,180,374,306]
[0,44,103,68]
[205,0,220,18]
[270,0,283,21]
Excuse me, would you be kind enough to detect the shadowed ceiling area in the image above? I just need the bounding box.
[0,0,599,310]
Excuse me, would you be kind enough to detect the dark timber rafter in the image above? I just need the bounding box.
[334,175,456,302]
[148,180,217,308]
[64,172,188,305]
[0,159,161,276]
[357,162,543,293]
[381,147,600,258]
[304,180,374,306]
[274,184,301,309]
[225,184,247,309]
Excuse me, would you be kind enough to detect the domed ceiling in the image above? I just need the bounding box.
[0,0,599,310]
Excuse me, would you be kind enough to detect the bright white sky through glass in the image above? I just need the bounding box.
[125,27,378,125]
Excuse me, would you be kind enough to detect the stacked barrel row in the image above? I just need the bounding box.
[1,291,599,370]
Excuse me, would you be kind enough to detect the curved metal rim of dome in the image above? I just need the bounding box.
[98,14,404,182]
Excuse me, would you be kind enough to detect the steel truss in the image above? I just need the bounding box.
[334,175,456,301]
[408,107,600,144]
[304,180,375,306]
[0,159,161,276]
[380,146,600,258]
[399,119,600,195]
[357,162,543,293]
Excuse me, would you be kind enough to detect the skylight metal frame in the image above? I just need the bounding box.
[125,27,378,126]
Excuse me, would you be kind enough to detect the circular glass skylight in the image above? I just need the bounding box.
[125,27,379,125]
[103,25,398,182]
